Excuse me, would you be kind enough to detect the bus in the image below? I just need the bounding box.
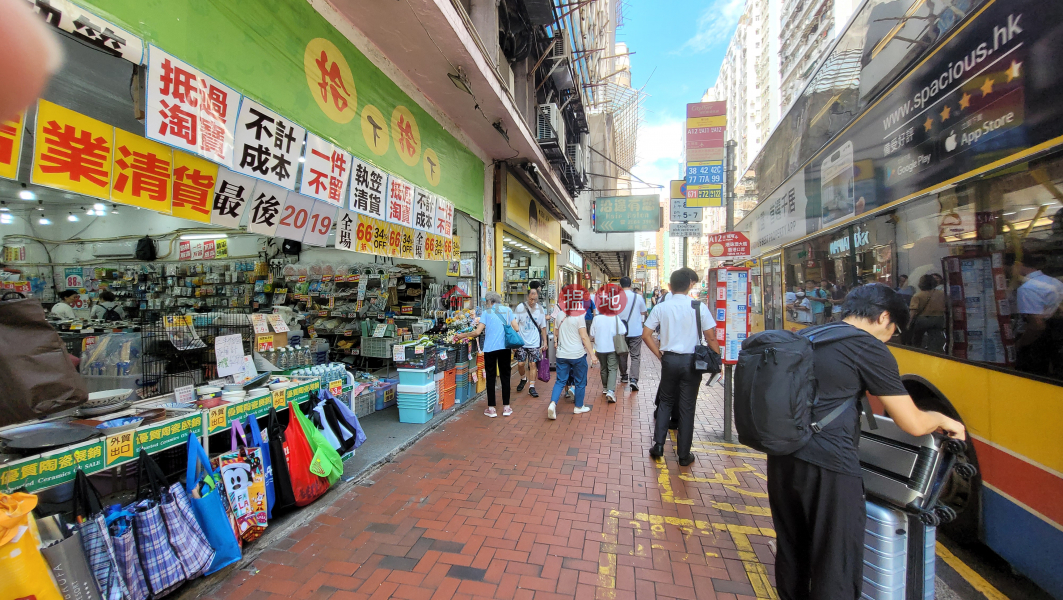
[735,0,1063,596]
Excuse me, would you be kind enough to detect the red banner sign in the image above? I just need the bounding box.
[706,232,750,258]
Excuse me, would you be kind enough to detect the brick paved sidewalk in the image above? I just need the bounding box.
[212,353,776,600]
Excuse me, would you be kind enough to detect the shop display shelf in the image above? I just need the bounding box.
[361,335,398,358]
[353,390,376,418]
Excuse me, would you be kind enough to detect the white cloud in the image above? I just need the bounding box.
[631,117,684,190]
[677,0,745,54]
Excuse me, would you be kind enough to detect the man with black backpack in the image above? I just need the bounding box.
[90,290,125,321]
[735,284,965,599]
[641,269,719,465]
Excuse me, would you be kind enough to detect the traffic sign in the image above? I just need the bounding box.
[670,197,703,222]
[669,223,702,238]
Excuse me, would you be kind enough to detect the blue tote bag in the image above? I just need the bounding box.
[184,433,242,574]
[245,415,276,520]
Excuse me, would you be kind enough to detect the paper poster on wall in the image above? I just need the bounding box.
[146,46,239,164]
[400,226,415,259]
[412,187,435,232]
[211,168,256,228]
[299,133,351,206]
[385,175,414,228]
[354,213,374,254]
[434,197,453,237]
[214,333,245,377]
[335,210,356,252]
[231,99,306,189]
[370,217,388,255]
[413,229,426,260]
[247,180,288,236]
[274,192,315,241]
[302,200,337,247]
[348,157,388,220]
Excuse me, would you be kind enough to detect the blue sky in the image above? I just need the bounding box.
[619,0,743,188]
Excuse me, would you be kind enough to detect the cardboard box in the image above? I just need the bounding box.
[255,331,287,351]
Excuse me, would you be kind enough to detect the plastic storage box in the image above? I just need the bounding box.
[373,378,398,410]
[398,367,435,386]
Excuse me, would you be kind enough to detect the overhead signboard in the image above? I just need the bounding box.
[670,197,703,222]
[706,232,750,258]
[594,195,661,233]
[685,102,726,206]
[669,222,702,238]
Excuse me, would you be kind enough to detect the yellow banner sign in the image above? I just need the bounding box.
[111,128,173,213]
[32,100,113,199]
[171,151,218,223]
[0,112,24,181]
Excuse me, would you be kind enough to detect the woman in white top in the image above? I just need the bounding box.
[513,288,547,398]
[547,302,598,420]
[50,289,79,319]
[589,313,626,402]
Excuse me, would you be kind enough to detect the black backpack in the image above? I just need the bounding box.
[101,305,122,321]
[135,236,156,261]
[734,322,878,455]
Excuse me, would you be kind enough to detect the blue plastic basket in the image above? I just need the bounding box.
[398,404,433,423]
[398,367,436,386]
[374,379,398,410]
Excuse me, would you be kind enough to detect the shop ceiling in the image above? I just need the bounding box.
[582,249,630,279]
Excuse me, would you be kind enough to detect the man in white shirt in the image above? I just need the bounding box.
[589,311,626,401]
[642,269,719,465]
[514,287,548,397]
[50,289,79,319]
[1013,253,1063,375]
[616,277,648,391]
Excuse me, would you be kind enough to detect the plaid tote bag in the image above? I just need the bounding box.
[72,471,128,600]
[163,481,215,578]
[130,451,187,596]
[108,511,149,600]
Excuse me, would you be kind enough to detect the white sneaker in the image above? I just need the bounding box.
[547,402,557,420]
[574,406,591,414]
[602,389,609,396]
[606,391,615,403]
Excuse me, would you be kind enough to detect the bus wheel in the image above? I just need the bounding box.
[902,377,983,544]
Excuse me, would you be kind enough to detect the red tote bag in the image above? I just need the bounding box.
[283,401,329,506]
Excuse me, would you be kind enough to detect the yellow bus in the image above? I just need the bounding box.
[735,0,1062,596]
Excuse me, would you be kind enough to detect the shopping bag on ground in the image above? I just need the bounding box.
[72,470,128,600]
[293,399,343,486]
[184,433,242,575]
[40,527,104,600]
[0,492,63,600]
[284,401,330,506]
[211,420,268,543]
[246,415,276,520]
[266,407,297,512]
[129,451,187,597]
[106,507,149,600]
[164,479,215,578]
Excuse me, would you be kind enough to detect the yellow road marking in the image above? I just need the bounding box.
[936,542,1011,600]
[654,458,695,504]
[681,463,771,499]
[692,440,760,450]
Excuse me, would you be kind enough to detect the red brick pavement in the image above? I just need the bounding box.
[210,353,776,600]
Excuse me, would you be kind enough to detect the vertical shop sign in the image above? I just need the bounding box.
[385,175,414,228]
[385,222,401,257]
[110,128,173,213]
[302,200,337,247]
[210,168,255,228]
[26,0,144,64]
[299,133,350,205]
[171,150,218,223]
[354,213,374,253]
[247,180,287,236]
[32,100,113,199]
[232,99,305,189]
[412,188,435,232]
[348,157,388,220]
[370,218,388,255]
[334,210,356,252]
[434,197,453,237]
[275,192,315,241]
[0,112,24,180]
[146,46,239,163]
[400,226,415,259]
[413,229,427,259]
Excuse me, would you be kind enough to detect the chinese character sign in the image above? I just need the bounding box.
[594,283,627,316]
[434,197,453,237]
[0,112,24,180]
[247,180,289,236]
[110,128,173,213]
[354,213,374,254]
[559,284,589,316]
[412,188,435,232]
[385,175,414,228]
[413,229,426,259]
[299,133,350,206]
[232,99,306,189]
[171,151,218,223]
[26,0,144,64]
[32,100,113,200]
[335,210,356,252]
[147,46,239,163]
[348,157,388,220]
[211,168,256,228]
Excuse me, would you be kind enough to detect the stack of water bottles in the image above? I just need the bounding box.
[261,344,316,371]
[290,362,350,389]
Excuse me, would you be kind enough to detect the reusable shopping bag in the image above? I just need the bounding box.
[324,390,366,451]
[293,400,343,486]
[246,415,276,519]
[265,407,297,511]
[212,420,268,543]
[0,492,63,600]
[537,355,551,383]
[284,401,330,506]
[72,470,128,600]
[106,506,149,600]
[184,433,242,575]
[163,479,215,578]
[40,527,104,600]
[129,451,187,597]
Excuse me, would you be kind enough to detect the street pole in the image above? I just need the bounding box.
[682,236,688,268]
[723,140,737,443]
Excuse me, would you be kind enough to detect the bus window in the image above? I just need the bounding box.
[769,255,783,329]
[895,152,1063,381]
[785,236,837,326]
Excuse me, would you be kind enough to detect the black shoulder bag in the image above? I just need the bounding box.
[692,300,721,374]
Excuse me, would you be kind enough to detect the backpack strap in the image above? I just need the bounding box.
[692,300,704,347]
[811,394,879,432]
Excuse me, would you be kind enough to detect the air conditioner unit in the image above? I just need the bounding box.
[550,30,572,63]
[91,240,137,259]
[566,142,582,172]
[536,103,565,147]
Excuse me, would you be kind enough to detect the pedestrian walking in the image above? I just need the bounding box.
[455,291,520,418]
[760,284,965,599]
[589,311,626,402]
[616,277,648,391]
[641,269,719,465]
[547,299,599,420]
[514,288,548,398]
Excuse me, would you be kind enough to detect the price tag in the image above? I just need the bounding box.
[393,344,406,361]
[302,200,338,247]
[354,213,375,254]
[328,379,343,397]
[267,313,290,333]
[318,311,329,316]
[257,334,274,352]
[174,384,195,404]
[208,406,227,431]
[414,344,424,355]
[105,431,135,466]
[272,389,287,409]
[439,350,448,361]
[275,192,316,242]
[372,323,387,337]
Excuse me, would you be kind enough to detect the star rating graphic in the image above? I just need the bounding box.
[924,116,934,132]
[1007,60,1022,83]
[981,76,995,97]
[940,104,951,122]
[958,92,971,110]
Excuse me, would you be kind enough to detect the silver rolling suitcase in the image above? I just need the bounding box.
[862,500,936,600]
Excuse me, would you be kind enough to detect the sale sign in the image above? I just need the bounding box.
[706,232,751,258]
[32,100,114,200]
[354,213,375,254]
[274,192,315,241]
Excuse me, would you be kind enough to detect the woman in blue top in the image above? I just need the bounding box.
[456,292,521,417]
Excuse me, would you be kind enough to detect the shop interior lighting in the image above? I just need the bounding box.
[0,214,12,224]
[298,156,305,163]
[67,212,79,222]
[0,202,8,212]
[181,233,228,240]
[85,208,95,216]
[38,216,51,225]
[19,190,35,201]
[93,203,105,211]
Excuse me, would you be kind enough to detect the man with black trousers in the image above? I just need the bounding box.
[641,269,719,465]
[768,284,966,599]
[616,276,648,391]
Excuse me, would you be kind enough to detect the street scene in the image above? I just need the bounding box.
[0,0,1060,599]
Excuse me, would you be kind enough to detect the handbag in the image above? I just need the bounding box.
[491,309,524,349]
[537,353,551,383]
[212,420,268,543]
[129,451,187,597]
[72,471,128,600]
[292,400,343,486]
[692,300,721,374]
[612,316,630,354]
[324,390,367,452]
[0,292,88,427]
[106,508,149,600]
[184,433,242,576]
[265,408,297,512]
[245,415,276,520]
[40,529,104,600]
[284,401,330,506]
[0,492,64,600]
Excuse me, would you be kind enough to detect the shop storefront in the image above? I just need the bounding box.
[557,244,584,289]
[494,166,562,308]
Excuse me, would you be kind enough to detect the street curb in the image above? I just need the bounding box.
[176,390,485,599]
